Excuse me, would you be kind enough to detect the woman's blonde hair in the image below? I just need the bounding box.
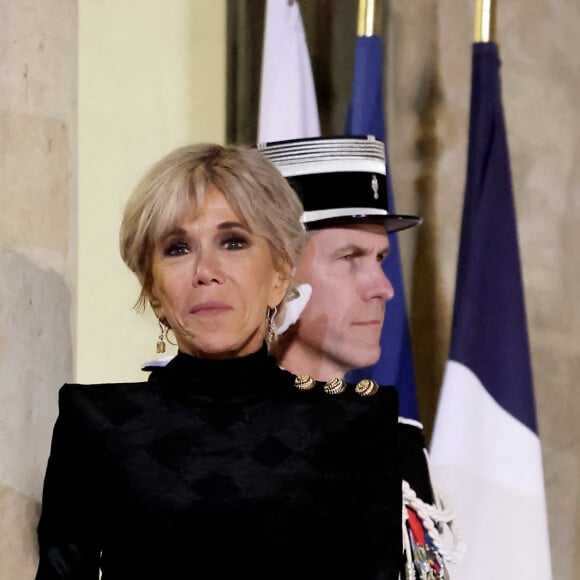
[119,143,305,330]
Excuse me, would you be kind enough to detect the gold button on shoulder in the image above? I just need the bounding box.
[323,377,346,395]
[294,374,316,391]
[355,379,379,397]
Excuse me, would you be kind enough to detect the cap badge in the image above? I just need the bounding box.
[371,174,379,200]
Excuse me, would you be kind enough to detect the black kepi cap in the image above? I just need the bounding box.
[257,135,422,233]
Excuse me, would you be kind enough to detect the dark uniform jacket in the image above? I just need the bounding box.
[36,345,407,579]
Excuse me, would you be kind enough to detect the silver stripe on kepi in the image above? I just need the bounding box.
[258,137,386,177]
[302,207,388,224]
[280,158,385,177]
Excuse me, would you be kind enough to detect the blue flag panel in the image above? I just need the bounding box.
[345,36,419,420]
[450,43,537,433]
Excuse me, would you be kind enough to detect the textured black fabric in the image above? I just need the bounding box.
[36,345,402,579]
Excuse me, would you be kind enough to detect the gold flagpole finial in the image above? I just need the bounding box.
[357,0,383,37]
[474,0,497,42]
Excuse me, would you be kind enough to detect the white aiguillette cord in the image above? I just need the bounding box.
[401,447,466,578]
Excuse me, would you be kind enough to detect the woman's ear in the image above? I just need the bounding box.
[146,287,164,320]
[268,262,292,308]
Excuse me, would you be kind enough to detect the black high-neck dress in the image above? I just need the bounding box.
[36,345,402,579]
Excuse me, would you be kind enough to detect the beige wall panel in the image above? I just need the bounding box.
[77,0,227,384]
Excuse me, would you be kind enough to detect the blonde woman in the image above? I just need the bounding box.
[36,143,401,579]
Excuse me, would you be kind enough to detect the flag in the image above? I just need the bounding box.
[344,34,419,420]
[429,42,552,578]
[257,0,320,142]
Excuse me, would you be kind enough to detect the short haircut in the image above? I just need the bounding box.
[120,143,305,314]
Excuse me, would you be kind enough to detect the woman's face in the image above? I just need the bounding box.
[149,186,290,358]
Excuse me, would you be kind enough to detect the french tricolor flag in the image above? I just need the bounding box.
[429,43,552,578]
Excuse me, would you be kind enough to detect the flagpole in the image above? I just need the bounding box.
[357,0,383,37]
[474,0,497,42]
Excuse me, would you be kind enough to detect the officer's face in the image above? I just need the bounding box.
[293,223,394,376]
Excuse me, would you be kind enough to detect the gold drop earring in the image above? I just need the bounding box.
[267,306,278,344]
[156,318,166,354]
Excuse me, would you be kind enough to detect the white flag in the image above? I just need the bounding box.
[258,0,320,142]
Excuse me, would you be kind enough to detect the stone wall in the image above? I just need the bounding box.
[0,1,77,578]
